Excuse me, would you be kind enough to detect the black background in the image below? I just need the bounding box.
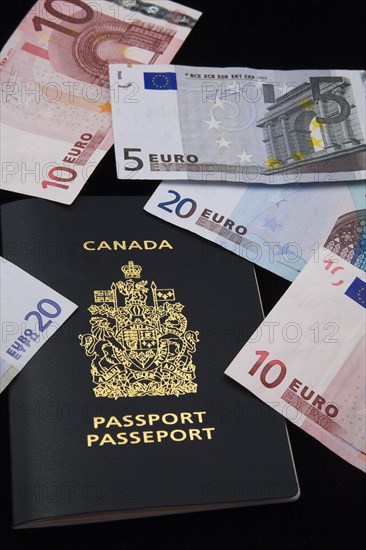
[1,0,365,548]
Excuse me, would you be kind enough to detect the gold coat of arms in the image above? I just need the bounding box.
[79,261,199,398]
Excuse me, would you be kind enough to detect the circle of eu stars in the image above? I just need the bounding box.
[152,74,171,89]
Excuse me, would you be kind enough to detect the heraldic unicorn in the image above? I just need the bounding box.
[79,261,199,399]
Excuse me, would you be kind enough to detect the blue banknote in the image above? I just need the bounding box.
[145,180,366,281]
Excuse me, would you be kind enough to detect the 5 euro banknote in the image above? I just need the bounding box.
[110,64,366,185]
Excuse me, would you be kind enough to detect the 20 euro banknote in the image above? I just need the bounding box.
[0,257,77,392]
[144,180,366,281]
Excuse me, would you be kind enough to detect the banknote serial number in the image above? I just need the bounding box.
[6,299,61,361]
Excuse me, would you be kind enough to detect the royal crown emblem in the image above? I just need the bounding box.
[79,261,199,399]
[121,260,142,279]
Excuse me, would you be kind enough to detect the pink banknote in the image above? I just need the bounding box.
[0,0,201,203]
[226,246,366,472]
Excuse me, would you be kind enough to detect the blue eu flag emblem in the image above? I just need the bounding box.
[144,72,178,90]
[345,277,366,309]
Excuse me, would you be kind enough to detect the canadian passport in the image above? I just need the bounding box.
[1,197,299,528]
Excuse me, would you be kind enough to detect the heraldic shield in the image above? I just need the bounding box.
[79,261,199,398]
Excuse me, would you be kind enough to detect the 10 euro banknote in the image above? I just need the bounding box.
[110,64,366,185]
[0,257,77,392]
[0,1,201,203]
[225,246,366,472]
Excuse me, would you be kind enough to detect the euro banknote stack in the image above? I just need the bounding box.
[144,188,366,474]
[1,2,365,472]
[117,64,365,471]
